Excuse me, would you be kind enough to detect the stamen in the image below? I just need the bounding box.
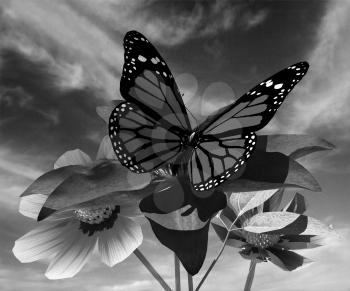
[246,232,280,249]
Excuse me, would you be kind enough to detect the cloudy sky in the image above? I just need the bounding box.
[1,0,350,290]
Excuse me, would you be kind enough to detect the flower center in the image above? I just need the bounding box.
[74,205,116,224]
[245,232,280,248]
[74,205,120,236]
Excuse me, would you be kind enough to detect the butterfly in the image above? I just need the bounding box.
[109,30,309,193]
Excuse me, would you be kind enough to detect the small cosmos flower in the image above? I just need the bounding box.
[13,137,143,279]
[213,190,325,271]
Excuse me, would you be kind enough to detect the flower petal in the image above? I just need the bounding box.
[283,193,307,214]
[96,100,124,123]
[13,215,74,263]
[45,228,97,279]
[148,218,209,275]
[54,149,92,169]
[275,235,321,250]
[19,194,48,219]
[98,216,142,267]
[21,165,87,198]
[96,135,118,161]
[38,161,151,221]
[267,248,312,271]
[256,134,335,159]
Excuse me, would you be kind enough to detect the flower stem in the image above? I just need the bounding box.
[244,259,257,291]
[188,273,193,291]
[175,253,181,291]
[195,217,240,291]
[134,249,172,291]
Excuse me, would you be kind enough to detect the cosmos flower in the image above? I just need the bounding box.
[212,190,331,271]
[13,138,144,279]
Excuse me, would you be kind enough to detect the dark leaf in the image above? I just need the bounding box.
[148,219,209,275]
[256,134,335,159]
[220,151,321,192]
[283,193,307,214]
[263,189,284,212]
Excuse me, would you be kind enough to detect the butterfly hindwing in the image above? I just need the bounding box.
[109,102,183,173]
[189,61,309,191]
[120,30,191,132]
[190,132,256,192]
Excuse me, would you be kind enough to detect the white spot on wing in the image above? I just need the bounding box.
[138,55,147,62]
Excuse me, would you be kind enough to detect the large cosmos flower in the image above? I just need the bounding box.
[13,138,143,279]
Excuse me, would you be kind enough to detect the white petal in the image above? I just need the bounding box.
[19,194,48,219]
[98,216,142,267]
[13,217,74,263]
[96,135,118,160]
[54,149,92,169]
[45,228,97,279]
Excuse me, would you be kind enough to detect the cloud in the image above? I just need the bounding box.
[240,9,269,30]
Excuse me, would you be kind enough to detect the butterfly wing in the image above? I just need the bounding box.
[109,102,183,173]
[120,30,191,132]
[190,62,309,191]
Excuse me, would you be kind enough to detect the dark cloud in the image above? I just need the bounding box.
[0,49,106,170]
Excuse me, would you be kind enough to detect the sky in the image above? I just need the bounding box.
[0,0,350,290]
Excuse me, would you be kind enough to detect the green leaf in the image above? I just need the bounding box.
[283,193,307,214]
[243,212,334,237]
[263,189,284,212]
[96,100,124,123]
[256,134,335,159]
[220,151,321,193]
[229,189,278,217]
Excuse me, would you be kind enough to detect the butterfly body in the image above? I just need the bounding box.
[109,30,309,193]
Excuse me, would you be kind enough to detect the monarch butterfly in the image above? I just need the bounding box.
[109,30,309,193]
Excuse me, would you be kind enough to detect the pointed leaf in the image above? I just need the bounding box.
[220,151,321,192]
[283,193,307,214]
[256,134,335,159]
[148,219,209,275]
[96,100,124,123]
[230,189,279,217]
[263,189,284,212]
[244,212,334,237]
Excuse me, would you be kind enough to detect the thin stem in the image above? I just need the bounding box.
[195,216,240,291]
[187,273,193,291]
[134,249,172,291]
[175,253,181,291]
[244,259,257,291]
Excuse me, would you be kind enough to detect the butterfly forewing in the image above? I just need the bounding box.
[199,62,309,135]
[190,61,309,191]
[109,102,183,173]
[121,30,191,132]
